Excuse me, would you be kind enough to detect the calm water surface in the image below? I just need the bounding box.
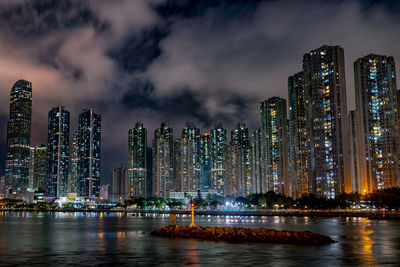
[0,211,399,266]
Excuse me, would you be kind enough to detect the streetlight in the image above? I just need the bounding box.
[190,202,196,227]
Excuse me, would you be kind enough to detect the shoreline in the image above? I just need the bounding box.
[1,208,399,219]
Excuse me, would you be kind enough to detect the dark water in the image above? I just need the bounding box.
[0,212,399,266]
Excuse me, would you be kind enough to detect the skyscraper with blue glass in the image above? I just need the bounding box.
[76,109,101,198]
[354,54,399,193]
[47,106,70,197]
[5,80,32,194]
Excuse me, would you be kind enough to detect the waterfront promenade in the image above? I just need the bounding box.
[1,208,399,219]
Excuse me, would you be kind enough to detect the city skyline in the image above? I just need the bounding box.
[1,0,400,186]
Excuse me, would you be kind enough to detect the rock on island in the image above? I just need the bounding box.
[150,225,336,245]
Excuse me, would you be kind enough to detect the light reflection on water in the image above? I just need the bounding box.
[0,212,399,266]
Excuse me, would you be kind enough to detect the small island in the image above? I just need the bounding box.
[150,225,336,245]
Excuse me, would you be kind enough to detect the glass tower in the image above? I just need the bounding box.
[76,109,101,198]
[5,80,32,194]
[128,122,147,198]
[354,54,399,192]
[47,106,70,197]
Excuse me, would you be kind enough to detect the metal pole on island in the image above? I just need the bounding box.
[190,202,196,227]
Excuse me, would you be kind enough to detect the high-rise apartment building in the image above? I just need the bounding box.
[260,97,289,195]
[354,54,399,192]
[210,123,227,195]
[5,80,32,194]
[69,131,79,194]
[303,45,350,198]
[152,122,173,198]
[348,110,360,193]
[179,122,201,192]
[251,129,262,194]
[76,109,101,198]
[128,122,147,198]
[29,144,47,191]
[47,106,70,197]
[200,133,211,191]
[288,71,311,198]
[226,123,251,196]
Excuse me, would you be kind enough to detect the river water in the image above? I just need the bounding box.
[0,212,399,266]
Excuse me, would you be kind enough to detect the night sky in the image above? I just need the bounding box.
[0,0,400,184]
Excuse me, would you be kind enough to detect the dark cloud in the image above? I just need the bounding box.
[1,0,400,184]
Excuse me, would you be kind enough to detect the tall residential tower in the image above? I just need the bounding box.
[47,106,70,197]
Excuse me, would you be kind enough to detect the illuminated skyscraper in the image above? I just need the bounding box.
[260,97,289,195]
[200,133,211,191]
[251,129,262,194]
[179,122,201,192]
[303,45,350,198]
[5,80,32,194]
[288,71,311,198]
[128,122,147,198]
[69,131,79,194]
[348,110,360,193]
[152,122,173,198]
[173,138,182,191]
[29,144,47,191]
[354,54,399,192]
[210,123,227,195]
[47,106,70,197]
[76,109,101,198]
[226,123,251,196]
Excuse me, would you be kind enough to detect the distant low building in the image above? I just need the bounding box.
[0,176,5,198]
[109,165,128,203]
[169,190,219,203]
[100,184,110,201]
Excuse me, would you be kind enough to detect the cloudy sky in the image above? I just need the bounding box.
[0,0,399,184]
